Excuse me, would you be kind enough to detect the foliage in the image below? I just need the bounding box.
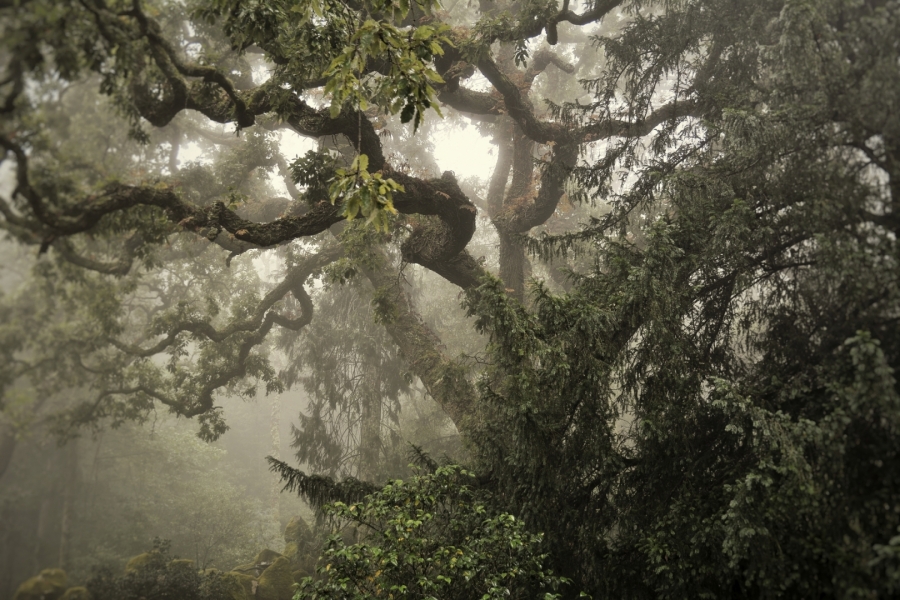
[294,465,573,600]
[268,456,379,511]
[278,276,410,479]
[328,154,403,232]
[2,0,900,596]
[322,17,449,129]
[85,539,232,600]
[459,0,900,595]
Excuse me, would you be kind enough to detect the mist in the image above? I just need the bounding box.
[3,0,900,598]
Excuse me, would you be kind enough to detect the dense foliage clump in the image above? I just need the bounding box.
[295,465,572,600]
[85,540,230,600]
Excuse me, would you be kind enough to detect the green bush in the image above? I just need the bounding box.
[86,540,233,600]
[296,465,574,600]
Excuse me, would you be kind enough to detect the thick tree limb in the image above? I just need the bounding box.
[477,56,570,144]
[362,252,477,431]
[438,86,504,118]
[496,143,578,233]
[2,129,483,291]
[478,57,699,148]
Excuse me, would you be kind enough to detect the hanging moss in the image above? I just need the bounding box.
[60,587,91,600]
[13,568,68,600]
[256,557,294,600]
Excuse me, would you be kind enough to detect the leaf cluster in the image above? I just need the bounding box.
[295,465,574,600]
[323,18,450,132]
[328,154,403,232]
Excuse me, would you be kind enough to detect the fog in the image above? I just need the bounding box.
[3,0,899,598]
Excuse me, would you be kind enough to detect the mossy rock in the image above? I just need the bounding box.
[285,544,319,567]
[256,557,294,600]
[283,516,312,545]
[60,587,91,600]
[294,552,317,573]
[230,560,257,575]
[13,568,68,600]
[291,569,311,584]
[282,541,299,560]
[168,558,195,574]
[233,548,283,576]
[253,548,283,566]
[125,551,158,573]
[211,571,254,600]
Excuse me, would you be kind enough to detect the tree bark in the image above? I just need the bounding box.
[357,363,383,482]
[362,253,476,434]
[495,125,535,301]
[58,439,78,570]
[0,424,15,483]
[270,394,282,525]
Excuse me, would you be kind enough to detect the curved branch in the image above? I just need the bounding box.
[53,235,144,277]
[476,59,699,147]
[3,124,483,289]
[495,143,578,233]
[129,0,255,127]
[476,55,570,144]
[576,100,701,142]
[93,248,340,428]
[530,0,626,46]
[524,48,576,85]
[110,247,341,357]
[438,86,503,119]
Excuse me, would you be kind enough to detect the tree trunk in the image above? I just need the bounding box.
[0,424,15,483]
[58,439,78,570]
[33,495,53,574]
[495,125,535,300]
[357,364,383,482]
[499,232,526,302]
[270,394,282,525]
[362,252,476,434]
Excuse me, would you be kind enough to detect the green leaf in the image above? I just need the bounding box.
[400,102,416,124]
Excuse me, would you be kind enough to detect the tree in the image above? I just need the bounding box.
[0,415,282,592]
[2,0,899,597]
[84,539,239,600]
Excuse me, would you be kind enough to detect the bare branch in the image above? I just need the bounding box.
[52,235,144,277]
